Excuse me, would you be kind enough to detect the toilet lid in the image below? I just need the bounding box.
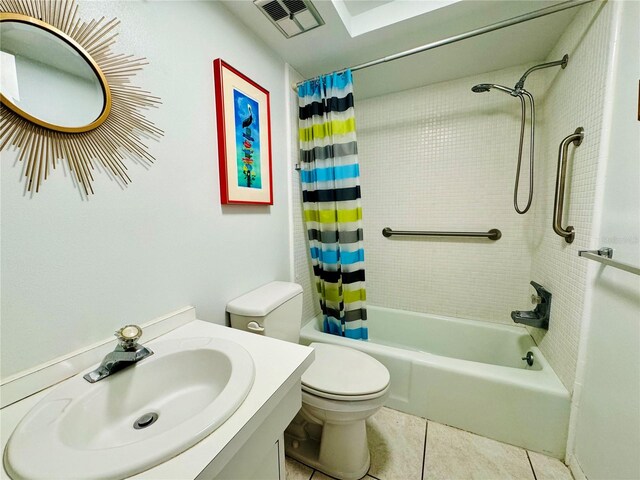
[302,343,390,397]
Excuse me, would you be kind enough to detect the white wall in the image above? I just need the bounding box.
[0,0,291,378]
[570,1,640,477]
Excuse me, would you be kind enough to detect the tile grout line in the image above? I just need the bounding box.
[286,455,316,480]
[526,451,538,480]
[421,420,429,480]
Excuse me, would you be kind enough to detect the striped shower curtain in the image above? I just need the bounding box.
[298,70,368,340]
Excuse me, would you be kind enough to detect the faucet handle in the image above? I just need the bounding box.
[115,325,143,349]
[530,281,551,302]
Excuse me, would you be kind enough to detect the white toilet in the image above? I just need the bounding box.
[227,281,390,480]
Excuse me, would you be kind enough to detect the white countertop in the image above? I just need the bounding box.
[1,320,315,479]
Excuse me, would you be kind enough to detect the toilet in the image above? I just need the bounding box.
[226,281,390,480]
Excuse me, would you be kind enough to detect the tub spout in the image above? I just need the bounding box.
[511,281,551,329]
[511,310,548,329]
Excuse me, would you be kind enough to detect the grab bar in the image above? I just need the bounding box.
[553,127,584,243]
[579,248,640,276]
[382,227,502,240]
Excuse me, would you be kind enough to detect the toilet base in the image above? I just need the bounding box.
[284,416,371,480]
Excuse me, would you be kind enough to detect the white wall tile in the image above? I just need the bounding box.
[354,64,546,324]
[529,1,612,390]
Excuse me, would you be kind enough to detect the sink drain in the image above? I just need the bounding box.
[133,412,159,429]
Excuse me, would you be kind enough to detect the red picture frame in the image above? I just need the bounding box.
[213,59,273,205]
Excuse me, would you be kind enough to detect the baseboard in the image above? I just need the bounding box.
[567,453,587,480]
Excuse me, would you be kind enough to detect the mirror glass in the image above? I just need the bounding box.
[0,20,106,129]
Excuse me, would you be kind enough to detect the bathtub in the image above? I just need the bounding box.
[300,306,570,458]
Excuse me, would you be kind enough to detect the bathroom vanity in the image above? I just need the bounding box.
[0,308,314,479]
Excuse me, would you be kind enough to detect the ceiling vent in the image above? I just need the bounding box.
[254,0,324,38]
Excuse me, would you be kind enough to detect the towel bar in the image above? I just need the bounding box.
[579,248,640,276]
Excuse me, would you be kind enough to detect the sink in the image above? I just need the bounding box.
[4,336,255,479]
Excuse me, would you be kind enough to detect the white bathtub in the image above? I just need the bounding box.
[300,306,570,458]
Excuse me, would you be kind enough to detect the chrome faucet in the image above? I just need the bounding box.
[83,325,153,383]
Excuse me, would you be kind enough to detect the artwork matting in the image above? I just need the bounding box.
[213,59,273,205]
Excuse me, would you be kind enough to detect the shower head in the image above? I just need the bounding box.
[471,84,519,96]
[471,84,492,93]
[472,55,568,97]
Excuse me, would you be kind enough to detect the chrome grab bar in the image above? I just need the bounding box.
[553,127,584,243]
[382,227,501,241]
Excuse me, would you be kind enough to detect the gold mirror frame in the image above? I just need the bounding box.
[0,12,112,133]
[0,0,162,195]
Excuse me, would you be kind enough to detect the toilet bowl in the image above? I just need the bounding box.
[226,282,390,480]
[287,342,389,479]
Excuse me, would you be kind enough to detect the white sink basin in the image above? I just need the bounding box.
[4,336,255,480]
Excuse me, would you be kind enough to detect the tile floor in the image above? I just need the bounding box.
[285,407,573,480]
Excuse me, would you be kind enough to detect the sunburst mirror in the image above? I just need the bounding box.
[0,0,162,195]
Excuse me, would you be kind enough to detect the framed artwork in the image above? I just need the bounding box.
[213,59,273,205]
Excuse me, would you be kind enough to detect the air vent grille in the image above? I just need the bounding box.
[254,0,324,38]
[282,0,307,14]
[262,0,288,21]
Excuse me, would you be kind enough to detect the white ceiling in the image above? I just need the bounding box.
[342,0,394,17]
[220,0,584,99]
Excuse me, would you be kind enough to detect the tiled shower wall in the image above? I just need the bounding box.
[354,64,546,324]
[291,2,612,391]
[529,1,612,389]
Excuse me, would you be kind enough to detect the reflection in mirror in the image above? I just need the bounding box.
[0,20,106,130]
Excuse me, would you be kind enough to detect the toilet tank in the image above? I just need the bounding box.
[226,281,303,343]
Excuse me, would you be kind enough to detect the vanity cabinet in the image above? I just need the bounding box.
[198,379,302,480]
[215,439,284,480]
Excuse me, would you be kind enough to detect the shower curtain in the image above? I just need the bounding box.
[298,69,368,340]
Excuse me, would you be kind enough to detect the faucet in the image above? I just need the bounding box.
[511,281,552,329]
[83,325,153,383]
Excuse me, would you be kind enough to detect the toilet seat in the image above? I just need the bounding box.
[302,343,390,401]
[302,382,390,402]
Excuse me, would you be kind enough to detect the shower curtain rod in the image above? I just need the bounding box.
[293,0,593,89]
